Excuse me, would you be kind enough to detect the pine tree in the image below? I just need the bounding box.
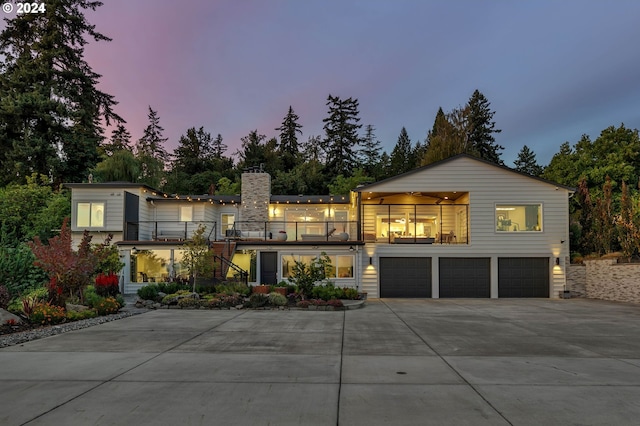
[360,124,382,176]
[212,134,227,159]
[236,130,267,171]
[275,106,303,171]
[513,145,543,176]
[421,106,471,165]
[321,95,362,177]
[101,125,132,157]
[389,127,413,175]
[467,90,503,164]
[0,0,122,185]
[173,127,214,175]
[135,106,169,187]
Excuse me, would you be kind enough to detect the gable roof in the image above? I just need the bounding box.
[354,154,575,193]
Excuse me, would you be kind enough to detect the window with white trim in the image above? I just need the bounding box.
[76,202,105,228]
[496,204,542,232]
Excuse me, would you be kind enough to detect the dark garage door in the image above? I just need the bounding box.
[439,257,490,298]
[499,257,549,297]
[380,257,431,298]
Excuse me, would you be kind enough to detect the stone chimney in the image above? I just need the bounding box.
[240,167,270,231]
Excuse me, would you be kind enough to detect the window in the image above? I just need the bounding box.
[221,213,235,231]
[179,206,193,222]
[76,202,104,228]
[130,249,171,283]
[496,204,542,232]
[281,254,354,279]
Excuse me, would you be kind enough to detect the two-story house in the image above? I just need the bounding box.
[65,154,574,299]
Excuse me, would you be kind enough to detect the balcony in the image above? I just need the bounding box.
[227,221,359,242]
[125,221,217,242]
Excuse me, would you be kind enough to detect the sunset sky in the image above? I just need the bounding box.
[4,0,640,166]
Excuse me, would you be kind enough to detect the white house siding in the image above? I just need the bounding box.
[71,187,124,233]
[150,201,211,239]
[69,187,126,249]
[360,157,571,298]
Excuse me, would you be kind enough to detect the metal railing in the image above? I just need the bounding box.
[227,221,359,242]
[127,221,217,242]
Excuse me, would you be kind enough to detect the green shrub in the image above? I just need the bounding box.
[115,294,125,308]
[83,285,102,308]
[215,282,251,296]
[137,284,159,300]
[94,297,120,315]
[177,297,200,308]
[341,287,359,300]
[249,293,268,308]
[66,309,97,321]
[30,302,66,325]
[156,282,190,294]
[268,292,287,307]
[311,282,342,301]
[0,244,48,298]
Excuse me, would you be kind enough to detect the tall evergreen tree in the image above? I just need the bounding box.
[360,124,382,176]
[321,95,362,177]
[421,106,471,165]
[135,106,169,187]
[0,0,121,185]
[389,127,413,175]
[172,127,214,175]
[212,134,227,159]
[513,145,543,176]
[467,90,503,164]
[101,124,132,157]
[236,130,267,171]
[275,106,303,171]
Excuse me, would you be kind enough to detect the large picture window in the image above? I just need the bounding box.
[496,204,542,232]
[76,202,104,228]
[281,254,354,279]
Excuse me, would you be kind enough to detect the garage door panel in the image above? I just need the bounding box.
[439,258,490,298]
[499,257,549,298]
[380,257,431,298]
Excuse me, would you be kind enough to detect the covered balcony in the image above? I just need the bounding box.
[360,191,470,244]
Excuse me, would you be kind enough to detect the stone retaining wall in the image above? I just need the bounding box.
[566,264,586,298]
[578,259,640,304]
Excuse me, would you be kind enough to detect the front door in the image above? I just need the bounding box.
[260,252,278,285]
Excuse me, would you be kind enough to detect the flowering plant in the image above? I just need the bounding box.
[95,272,119,297]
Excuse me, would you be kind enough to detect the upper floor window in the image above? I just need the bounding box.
[77,202,104,228]
[496,204,542,232]
[179,206,193,222]
[221,213,235,231]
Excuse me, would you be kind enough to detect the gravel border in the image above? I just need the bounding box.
[0,310,145,348]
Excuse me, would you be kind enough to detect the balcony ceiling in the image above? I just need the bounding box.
[362,191,466,203]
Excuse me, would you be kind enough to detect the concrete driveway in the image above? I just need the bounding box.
[1,298,640,425]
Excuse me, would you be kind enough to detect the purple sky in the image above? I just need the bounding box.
[5,1,640,166]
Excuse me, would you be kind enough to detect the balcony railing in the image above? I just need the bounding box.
[227,221,358,242]
[127,221,217,242]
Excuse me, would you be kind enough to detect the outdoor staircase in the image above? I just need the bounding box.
[210,241,248,284]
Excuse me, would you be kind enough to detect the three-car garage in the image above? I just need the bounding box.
[378,257,550,298]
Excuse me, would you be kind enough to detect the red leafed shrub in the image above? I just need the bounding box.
[28,218,95,306]
[95,273,120,297]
